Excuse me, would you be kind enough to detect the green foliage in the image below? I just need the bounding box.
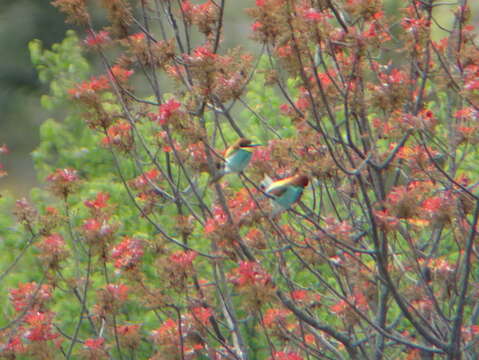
[29,30,89,110]
[244,56,297,140]
[29,32,114,181]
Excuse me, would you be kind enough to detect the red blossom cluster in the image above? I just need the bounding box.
[68,75,110,99]
[190,306,213,326]
[263,307,291,328]
[129,169,161,190]
[35,233,69,270]
[204,205,228,234]
[101,120,133,152]
[84,30,111,47]
[82,217,116,242]
[169,250,197,269]
[116,324,141,349]
[228,262,275,308]
[84,191,110,212]
[181,45,252,102]
[82,191,118,253]
[10,282,52,312]
[148,98,183,126]
[109,65,134,84]
[46,168,80,198]
[227,189,258,223]
[23,311,59,342]
[13,198,38,229]
[111,236,144,271]
[330,291,368,324]
[229,261,271,287]
[181,0,219,36]
[94,283,129,318]
[2,283,58,357]
[151,318,181,354]
[81,337,108,360]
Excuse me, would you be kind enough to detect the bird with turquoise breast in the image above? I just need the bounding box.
[264,174,309,215]
[210,138,259,183]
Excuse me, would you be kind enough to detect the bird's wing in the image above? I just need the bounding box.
[265,178,292,197]
[260,174,274,189]
[268,187,288,197]
[224,146,237,159]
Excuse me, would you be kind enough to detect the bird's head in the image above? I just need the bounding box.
[292,174,309,188]
[236,138,261,149]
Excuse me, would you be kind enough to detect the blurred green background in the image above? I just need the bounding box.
[0,0,477,198]
[0,0,71,197]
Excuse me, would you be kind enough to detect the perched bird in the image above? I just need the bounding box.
[210,138,260,183]
[263,174,309,215]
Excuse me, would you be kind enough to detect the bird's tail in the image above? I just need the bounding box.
[260,174,274,191]
[269,202,285,217]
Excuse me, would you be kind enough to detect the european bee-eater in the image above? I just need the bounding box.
[263,174,309,215]
[210,138,259,183]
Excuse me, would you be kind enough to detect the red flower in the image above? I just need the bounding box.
[46,168,79,184]
[227,189,257,221]
[117,324,141,336]
[105,284,129,303]
[169,250,197,268]
[191,306,213,325]
[230,261,272,287]
[300,7,331,22]
[129,32,145,42]
[330,292,368,315]
[36,233,68,267]
[101,121,133,151]
[252,21,263,31]
[82,218,115,239]
[204,205,227,234]
[263,308,291,328]
[291,289,308,301]
[23,311,59,342]
[192,46,216,60]
[110,65,134,83]
[84,30,110,47]
[276,44,293,58]
[10,282,52,312]
[41,233,64,248]
[68,76,110,98]
[181,0,193,14]
[4,336,26,354]
[151,318,179,344]
[401,16,430,33]
[84,192,110,211]
[380,68,408,85]
[421,197,443,213]
[111,237,144,270]
[187,143,207,163]
[149,98,182,125]
[84,337,105,350]
[46,168,80,197]
[130,169,161,190]
[454,107,478,120]
[279,103,292,114]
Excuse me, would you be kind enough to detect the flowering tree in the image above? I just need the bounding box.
[1,0,479,359]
